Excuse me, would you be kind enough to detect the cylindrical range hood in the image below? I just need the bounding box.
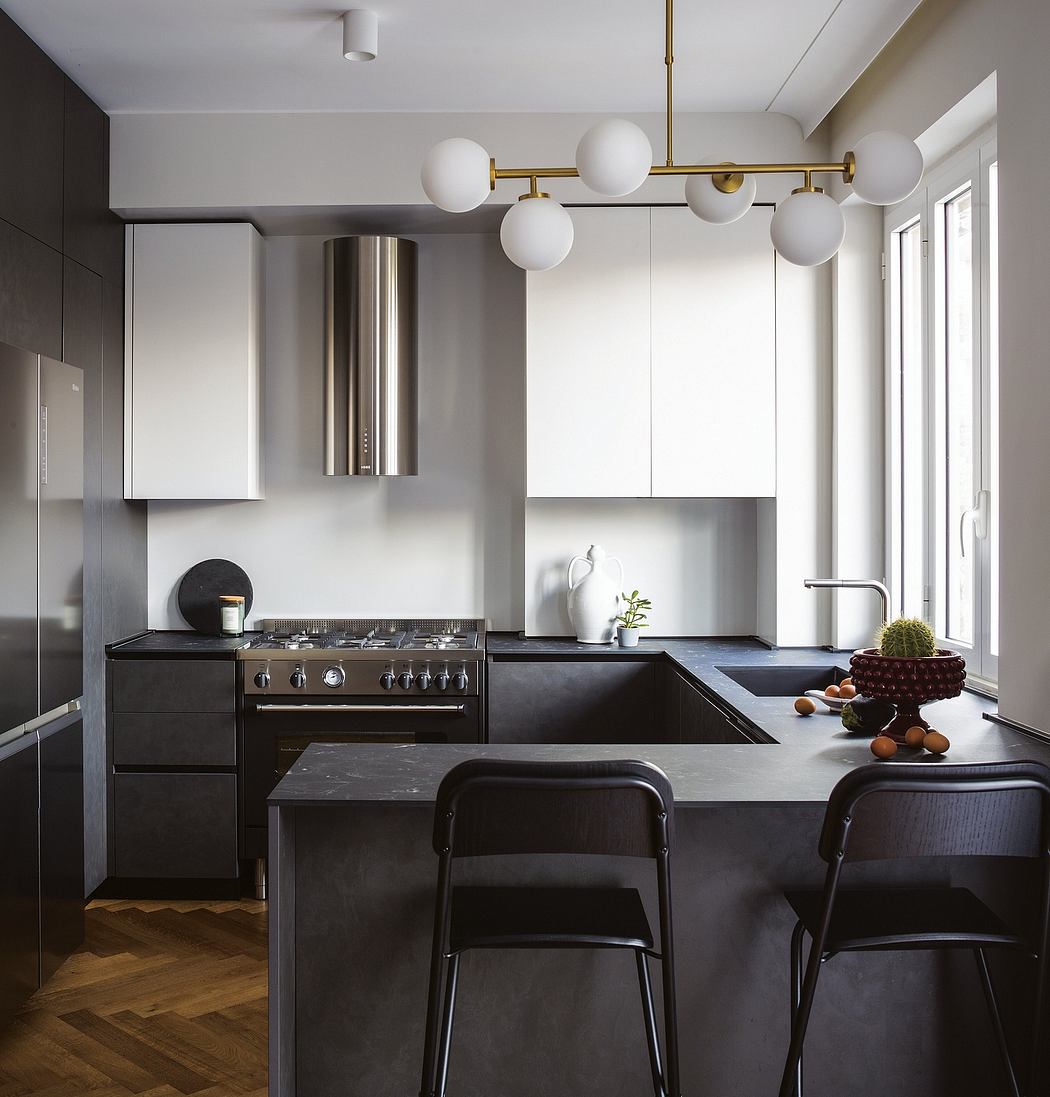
[324,236,418,476]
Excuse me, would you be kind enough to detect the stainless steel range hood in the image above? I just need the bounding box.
[324,236,418,476]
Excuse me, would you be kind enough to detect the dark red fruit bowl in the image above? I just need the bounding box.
[849,648,967,743]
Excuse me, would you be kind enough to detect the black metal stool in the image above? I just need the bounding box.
[418,758,680,1097]
[778,760,1050,1097]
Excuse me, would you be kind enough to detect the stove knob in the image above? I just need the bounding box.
[253,671,270,689]
[452,671,469,692]
[434,671,450,692]
[289,669,307,689]
[415,670,432,691]
[397,671,414,691]
[379,671,395,691]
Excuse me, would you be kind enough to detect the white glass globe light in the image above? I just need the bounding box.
[770,189,845,267]
[575,119,653,197]
[684,170,757,224]
[500,197,574,271]
[850,131,924,205]
[420,138,491,213]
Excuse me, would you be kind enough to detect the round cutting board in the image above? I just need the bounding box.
[177,559,254,634]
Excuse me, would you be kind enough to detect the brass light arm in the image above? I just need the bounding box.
[665,0,674,167]
[490,159,857,187]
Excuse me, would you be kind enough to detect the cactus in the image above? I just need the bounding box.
[878,617,937,659]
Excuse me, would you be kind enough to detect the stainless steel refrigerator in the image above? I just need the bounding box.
[0,340,84,1026]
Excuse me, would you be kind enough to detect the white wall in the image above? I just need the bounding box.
[146,233,527,629]
[526,499,758,637]
[827,0,1050,729]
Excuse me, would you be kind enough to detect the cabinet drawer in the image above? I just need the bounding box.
[111,659,235,713]
[113,772,238,878]
[112,713,236,767]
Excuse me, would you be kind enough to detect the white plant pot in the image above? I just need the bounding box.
[617,626,640,648]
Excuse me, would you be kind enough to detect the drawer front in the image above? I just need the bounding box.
[111,659,235,713]
[113,772,238,878]
[112,713,236,767]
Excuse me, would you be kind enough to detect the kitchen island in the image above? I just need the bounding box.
[268,640,1050,1097]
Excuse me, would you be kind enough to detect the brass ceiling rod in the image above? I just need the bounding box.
[665,0,674,167]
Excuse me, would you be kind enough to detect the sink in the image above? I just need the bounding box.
[716,665,851,697]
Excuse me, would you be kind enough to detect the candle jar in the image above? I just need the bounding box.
[219,595,245,637]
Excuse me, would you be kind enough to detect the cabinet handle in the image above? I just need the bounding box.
[255,703,465,715]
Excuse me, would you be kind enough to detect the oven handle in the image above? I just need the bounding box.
[254,703,466,715]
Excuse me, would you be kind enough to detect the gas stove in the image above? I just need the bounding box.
[238,618,485,695]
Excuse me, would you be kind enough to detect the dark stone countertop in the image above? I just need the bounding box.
[106,630,260,657]
[272,636,1050,808]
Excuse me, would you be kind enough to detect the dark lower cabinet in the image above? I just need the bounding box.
[487,658,659,743]
[113,773,239,879]
[0,732,40,1029]
[39,717,85,983]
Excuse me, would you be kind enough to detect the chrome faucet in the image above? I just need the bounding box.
[804,578,891,626]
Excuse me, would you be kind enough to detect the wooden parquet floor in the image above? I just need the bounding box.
[0,899,268,1097]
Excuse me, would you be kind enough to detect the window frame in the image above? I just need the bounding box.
[883,126,998,688]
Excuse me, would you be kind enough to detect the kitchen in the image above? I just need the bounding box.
[1,1,1050,1095]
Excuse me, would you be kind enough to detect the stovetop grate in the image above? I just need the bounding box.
[262,618,484,636]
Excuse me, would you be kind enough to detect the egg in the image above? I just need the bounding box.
[839,684,857,699]
[923,731,951,754]
[825,684,841,698]
[794,697,817,716]
[870,735,898,759]
[840,677,853,689]
[904,726,926,748]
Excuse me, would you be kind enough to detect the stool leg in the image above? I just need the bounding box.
[789,920,805,1097]
[635,950,666,1097]
[435,953,461,1097]
[974,948,1022,1097]
[778,920,824,1097]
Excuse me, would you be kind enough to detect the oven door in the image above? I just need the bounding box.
[241,694,480,852]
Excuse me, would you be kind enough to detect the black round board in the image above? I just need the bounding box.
[177,559,254,635]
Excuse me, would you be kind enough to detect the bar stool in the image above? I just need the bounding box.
[418,758,680,1097]
[778,760,1050,1097]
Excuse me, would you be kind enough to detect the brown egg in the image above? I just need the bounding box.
[904,726,926,748]
[839,684,857,699]
[870,735,898,759]
[923,731,951,754]
[794,697,817,716]
[825,684,841,698]
[839,677,853,689]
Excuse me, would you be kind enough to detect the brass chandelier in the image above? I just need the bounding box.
[420,0,923,270]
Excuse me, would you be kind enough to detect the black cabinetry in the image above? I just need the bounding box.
[667,668,771,744]
[108,659,240,883]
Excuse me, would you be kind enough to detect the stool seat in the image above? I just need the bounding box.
[450,885,655,953]
[785,886,1028,954]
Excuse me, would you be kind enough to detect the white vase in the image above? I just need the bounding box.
[567,545,623,644]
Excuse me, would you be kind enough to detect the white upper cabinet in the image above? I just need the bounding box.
[125,223,263,500]
[526,205,776,499]
[650,206,776,497]
[526,206,651,498]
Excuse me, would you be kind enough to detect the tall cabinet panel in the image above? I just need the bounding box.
[0,10,63,251]
[526,207,651,498]
[0,218,63,360]
[0,344,40,733]
[650,206,776,497]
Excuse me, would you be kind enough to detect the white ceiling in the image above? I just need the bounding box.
[1,0,921,132]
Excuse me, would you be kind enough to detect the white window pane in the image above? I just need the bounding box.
[943,187,975,646]
[989,161,999,657]
[899,222,925,617]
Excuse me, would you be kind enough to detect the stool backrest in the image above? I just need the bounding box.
[819,760,1050,864]
[433,758,674,859]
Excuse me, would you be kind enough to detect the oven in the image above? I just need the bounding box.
[240,690,482,861]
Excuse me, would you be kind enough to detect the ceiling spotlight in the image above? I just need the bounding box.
[342,10,378,62]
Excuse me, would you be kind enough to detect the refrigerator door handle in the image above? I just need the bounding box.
[39,404,47,484]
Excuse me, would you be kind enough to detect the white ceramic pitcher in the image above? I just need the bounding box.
[567,545,623,644]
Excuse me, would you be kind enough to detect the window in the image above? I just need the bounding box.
[886,131,998,685]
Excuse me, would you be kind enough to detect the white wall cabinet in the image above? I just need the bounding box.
[526,206,776,499]
[526,207,651,497]
[125,223,263,500]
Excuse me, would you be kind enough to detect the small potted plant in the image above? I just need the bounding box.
[849,617,966,743]
[615,590,651,648]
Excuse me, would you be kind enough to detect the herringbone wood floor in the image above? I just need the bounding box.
[0,900,268,1097]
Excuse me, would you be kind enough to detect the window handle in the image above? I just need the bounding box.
[959,489,990,557]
